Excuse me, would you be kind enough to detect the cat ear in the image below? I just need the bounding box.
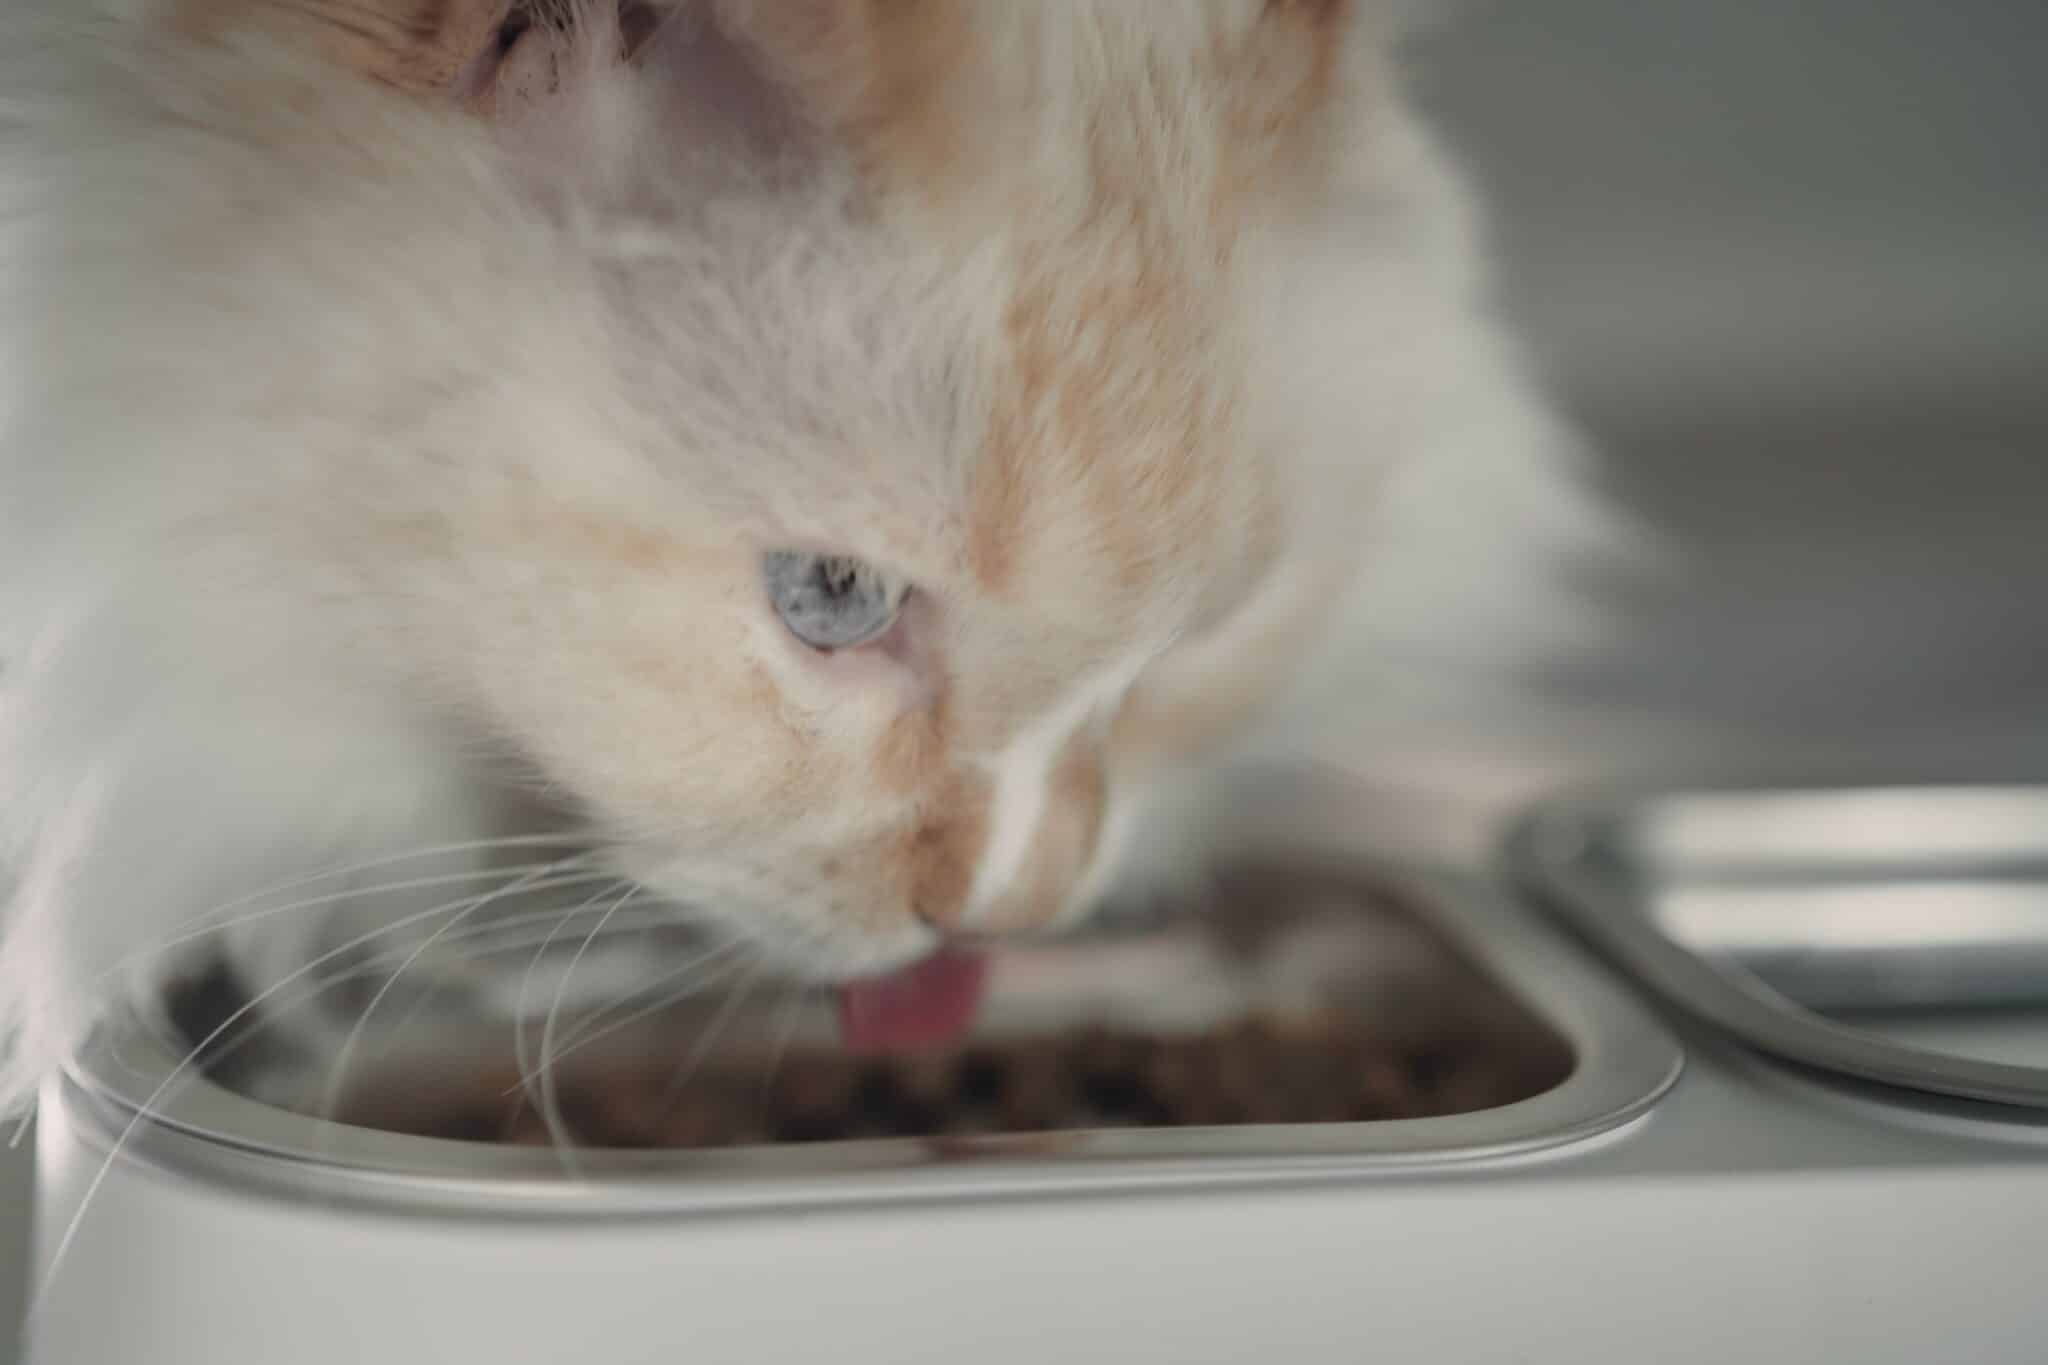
[694,0,964,189]
[697,1,1383,201]
[1231,1,1377,135]
[166,0,513,93]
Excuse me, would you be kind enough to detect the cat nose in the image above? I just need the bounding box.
[903,740,1109,938]
[907,851,1067,940]
[908,888,1008,943]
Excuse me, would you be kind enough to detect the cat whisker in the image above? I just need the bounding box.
[143,882,635,1093]
[313,857,606,1129]
[95,829,598,984]
[539,933,749,1061]
[510,878,646,1141]
[655,951,768,1119]
[100,856,599,987]
[154,831,595,931]
[359,877,640,1077]
[348,890,645,983]
[534,884,642,1175]
[502,935,749,1095]
[752,974,811,1125]
[31,861,608,1327]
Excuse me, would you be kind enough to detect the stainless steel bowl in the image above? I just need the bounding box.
[61,854,1679,1216]
[1510,783,2048,1110]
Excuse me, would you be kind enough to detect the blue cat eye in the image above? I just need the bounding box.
[762,552,905,651]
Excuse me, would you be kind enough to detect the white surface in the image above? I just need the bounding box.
[27,951,2048,1365]
[28,1089,2048,1365]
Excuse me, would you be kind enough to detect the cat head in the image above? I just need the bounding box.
[90,1,1438,985]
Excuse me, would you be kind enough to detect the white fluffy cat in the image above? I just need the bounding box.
[0,0,1611,1112]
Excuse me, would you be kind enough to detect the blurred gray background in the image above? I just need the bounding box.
[3,1,2044,1356]
[1409,0,2048,778]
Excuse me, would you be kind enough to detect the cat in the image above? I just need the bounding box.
[0,0,1614,1112]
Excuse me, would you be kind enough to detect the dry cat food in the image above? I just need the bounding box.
[366,1011,1568,1150]
[172,864,1578,1150]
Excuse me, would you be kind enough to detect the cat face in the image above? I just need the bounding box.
[127,1,1394,985]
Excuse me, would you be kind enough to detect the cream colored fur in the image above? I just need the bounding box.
[0,0,1613,1112]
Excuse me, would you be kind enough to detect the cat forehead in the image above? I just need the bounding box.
[963,246,1265,621]
[608,0,1356,610]
[621,203,1273,627]
[806,0,1351,610]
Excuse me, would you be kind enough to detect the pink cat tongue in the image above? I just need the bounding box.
[837,950,989,1053]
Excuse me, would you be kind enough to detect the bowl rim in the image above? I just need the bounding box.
[1507,779,2048,1111]
[56,768,1685,1220]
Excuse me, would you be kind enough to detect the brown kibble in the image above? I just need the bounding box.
[501,1102,563,1147]
[894,1053,959,1109]
[256,870,1580,1152]
[1355,1053,1419,1111]
[391,1017,1546,1145]
[657,1098,746,1150]
[583,1074,669,1147]
[1072,1027,1146,1077]
[1208,1028,1262,1102]
[772,1057,857,1119]
[997,1044,1071,1130]
[953,1048,1009,1107]
[1439,1063,1519,1117]
[1141,1045,1200,1110]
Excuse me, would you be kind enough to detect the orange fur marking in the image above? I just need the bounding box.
[168,0,511,92]
[874,689,951,794]
[900,772,990,929]
[970,238,1233,605]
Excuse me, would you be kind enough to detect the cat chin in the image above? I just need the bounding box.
[617,875,941,987]
[752,933,939,987]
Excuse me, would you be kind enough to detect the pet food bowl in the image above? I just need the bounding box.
[31,769,1684,1363]
[33,774,2048,1363]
